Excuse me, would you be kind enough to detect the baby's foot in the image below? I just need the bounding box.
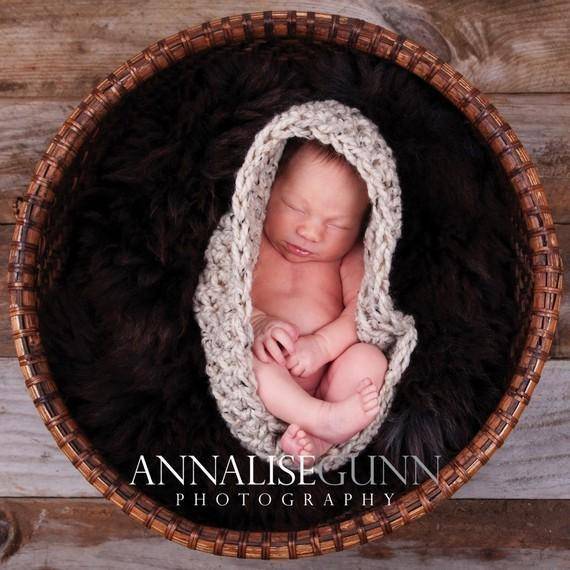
[312,378,380,444]
[280,424,333,467]
[280,424,316,466]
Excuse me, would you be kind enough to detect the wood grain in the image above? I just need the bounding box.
[491,94,570,225]
[0,0,569,98]
[1,358,567,499]
[0,498,568,568]
[0,99,77,223]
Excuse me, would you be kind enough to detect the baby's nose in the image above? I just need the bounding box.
[297,222,324,242]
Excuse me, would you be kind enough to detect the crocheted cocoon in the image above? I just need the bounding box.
[192,99,418,472]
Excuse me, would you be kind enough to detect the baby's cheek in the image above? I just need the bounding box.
[265,212,283,228]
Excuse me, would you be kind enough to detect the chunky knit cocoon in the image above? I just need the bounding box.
[193,100,418,471]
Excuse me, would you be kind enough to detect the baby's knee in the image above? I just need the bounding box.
[349,342,387,367]
[346,343,389,385]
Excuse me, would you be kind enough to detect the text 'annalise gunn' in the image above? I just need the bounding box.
[129,454,441,487]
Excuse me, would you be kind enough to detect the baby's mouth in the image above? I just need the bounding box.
[285,242,313,256]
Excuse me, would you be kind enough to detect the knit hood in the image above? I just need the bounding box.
[193,99,418,472]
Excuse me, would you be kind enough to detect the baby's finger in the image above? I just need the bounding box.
[285,354,298,369]
[265,337,286,366]
[272,327,295,354]
[291,363,305,377]
[253,340,271,363]
[289,323,300,341]
[274,321,299,342]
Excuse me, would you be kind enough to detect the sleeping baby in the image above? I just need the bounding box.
[251,137,389,467]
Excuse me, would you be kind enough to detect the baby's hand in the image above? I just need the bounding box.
[285,334,330,378]
[251,314,300,366]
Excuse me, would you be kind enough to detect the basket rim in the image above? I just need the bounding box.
[7,9,564,560]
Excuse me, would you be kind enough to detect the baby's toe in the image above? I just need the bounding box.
[363,391,379,404]
[284,424,301,439]
[356,377,374,393]
[363,397,380,414]
[358,384,377,403]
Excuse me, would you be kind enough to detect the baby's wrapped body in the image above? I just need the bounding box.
[250,138,389,466]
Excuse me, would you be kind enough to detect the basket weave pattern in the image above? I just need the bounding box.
[7,11,563,559]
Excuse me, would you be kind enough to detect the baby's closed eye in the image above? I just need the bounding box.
[328,223,351,230]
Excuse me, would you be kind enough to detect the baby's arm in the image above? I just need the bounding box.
[313,242,364,362]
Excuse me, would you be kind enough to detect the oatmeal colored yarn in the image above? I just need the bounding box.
[192,99,418,472]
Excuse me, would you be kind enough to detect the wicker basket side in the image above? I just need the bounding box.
[7,10,563,559]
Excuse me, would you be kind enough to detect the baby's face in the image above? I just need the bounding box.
[263,145,369,263]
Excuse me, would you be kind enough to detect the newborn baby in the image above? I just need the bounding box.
[251,137,389,466]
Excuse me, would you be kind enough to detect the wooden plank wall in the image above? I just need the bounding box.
[0,1,568,567]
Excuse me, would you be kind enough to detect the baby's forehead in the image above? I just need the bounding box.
[282,146,365,184]
[276,171,366,198]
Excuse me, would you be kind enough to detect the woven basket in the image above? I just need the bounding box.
[8,11,563,559]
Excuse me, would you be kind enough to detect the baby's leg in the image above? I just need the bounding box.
[252,355,380,445]
[287,343,389,462]
[318,342,388,402]
[252,356,327,427]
